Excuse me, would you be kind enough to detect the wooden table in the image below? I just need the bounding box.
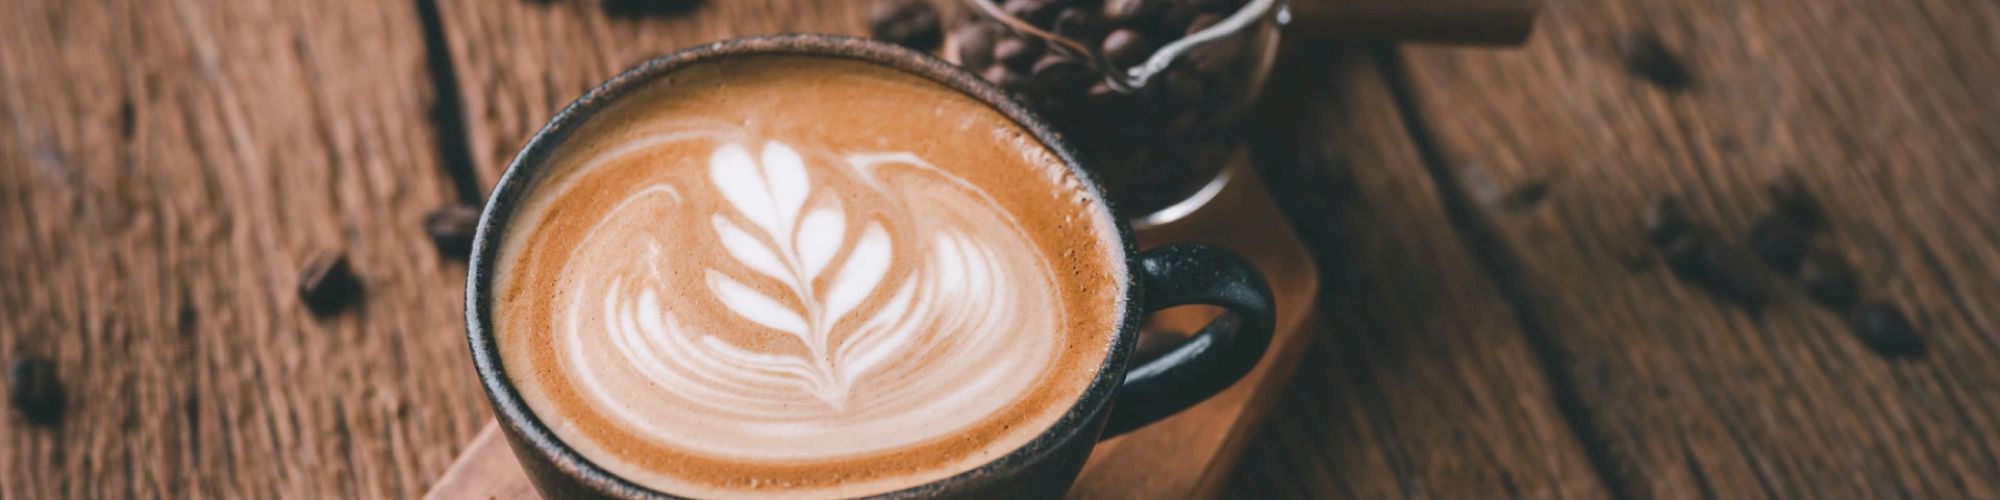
[3,0,1996,498]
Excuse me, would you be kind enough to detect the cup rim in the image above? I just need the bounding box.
[464,34,1145,499]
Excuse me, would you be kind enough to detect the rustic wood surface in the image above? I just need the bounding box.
[0,0,486,497]
[5,0,1999,498]
[1388,0,2000,496]
[1222,47,1611,499]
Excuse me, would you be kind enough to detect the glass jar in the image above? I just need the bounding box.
[954,0,1288,220]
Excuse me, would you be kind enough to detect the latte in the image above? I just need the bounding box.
[493,55,1126,498]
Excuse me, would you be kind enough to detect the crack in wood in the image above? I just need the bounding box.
[414,0,485,205]
[1371,44,1640,500]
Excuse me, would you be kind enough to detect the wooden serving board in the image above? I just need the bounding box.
[426,153,1321,499]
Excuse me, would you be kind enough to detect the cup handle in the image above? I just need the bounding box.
[1101,244,1277,438]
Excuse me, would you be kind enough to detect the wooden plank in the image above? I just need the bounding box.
[1220,48,1611,499]
[0,0,483,497]
[1394,0,2000,496]
[431,0,884,189]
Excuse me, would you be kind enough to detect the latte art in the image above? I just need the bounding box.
[494,56,1125,498]
[571,139,1060,459]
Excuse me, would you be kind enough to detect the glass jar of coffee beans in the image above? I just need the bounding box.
[953,0,1285,219]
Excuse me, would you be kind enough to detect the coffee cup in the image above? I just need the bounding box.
[465,34,1275,499]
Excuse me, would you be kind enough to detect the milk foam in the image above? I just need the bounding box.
[494,56,1126,498]
[566,139,1059,459]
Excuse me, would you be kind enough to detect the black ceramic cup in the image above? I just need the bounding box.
[465,34,1276,499]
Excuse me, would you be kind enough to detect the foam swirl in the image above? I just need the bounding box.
[549,137,1062,461]
[494,56,1127,497]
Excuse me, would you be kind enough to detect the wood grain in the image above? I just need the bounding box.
[1220,47,1611,500]
[431,0,889,191]
[1392,0,2000,496]
[0,0,485,497]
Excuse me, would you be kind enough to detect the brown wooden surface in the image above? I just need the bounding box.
[5,0,2000,498]
[1222,48,1610,499]
[1389,0,2000,496]
[0,0,486,497]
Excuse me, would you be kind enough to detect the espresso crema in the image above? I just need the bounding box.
[493,55,1126,498]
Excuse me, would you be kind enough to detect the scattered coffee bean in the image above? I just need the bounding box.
[1660,226,1769,311]
[9,355,63,425]
[1031,54,1097,96]
[1748,211,1811,274]
[1499,180,1553,212]
[1644,196,1692,246]
[954,23,1000,69]
[1620,31,1692,90]
[1767,173,1826,231]
[425,203,482,259]
[1658,225,1713,279]
[868,0,944,52]
[1101,28,1154,68]
[299,251,362,316]
[1798,250,1859,310]
[1103,0,1164,24]
[1002,0,1062,25]
[1848,302,1925,358]
[994,35,1045,70]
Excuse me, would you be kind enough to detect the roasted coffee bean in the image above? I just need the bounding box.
[868,0,944,52]
[954,23,1001,69]
[1500,180,1553,212]
[1643,196,1691,246]
[1798,250,1859,310]
[424,203,482,260]
[1748,211,1810,274]
[1031,54,1097,96]
[1002,0,1061,26]
[994,35,1045,70]
[1620,31,1692,90]
[1103,0,1163,24]
[1849,302,1925,358]
[1102,29,1154,68]
[1767,173,1827,231]
[1052,7,1108,41]
[8,355,63,425]
[1185,12,1225,35]
[982,65,1033,94]
[299,251,362,316]
[1661,227,1769,311]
